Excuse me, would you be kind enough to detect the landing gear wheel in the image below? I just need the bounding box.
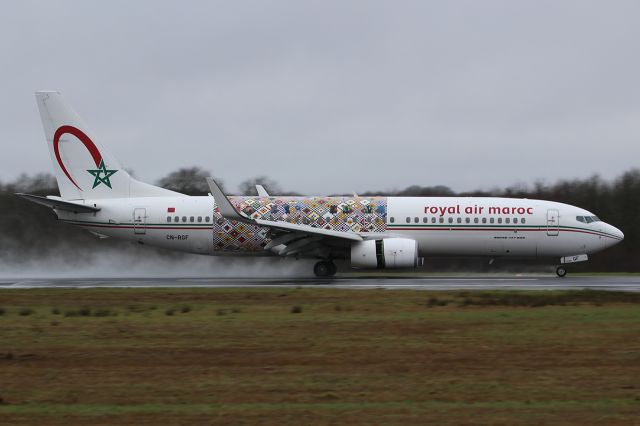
[314,261,337,278]
[328,262,338,276]
[556,266,567,278]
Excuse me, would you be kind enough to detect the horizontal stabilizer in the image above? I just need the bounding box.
[16,193,100,213]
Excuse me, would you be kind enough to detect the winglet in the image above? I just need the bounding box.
[206,177,253,223]
[256,184,269,197]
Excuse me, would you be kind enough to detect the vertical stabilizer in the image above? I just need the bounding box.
[35,91,182,200]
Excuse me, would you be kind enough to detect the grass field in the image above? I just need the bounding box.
[1,288,640,425]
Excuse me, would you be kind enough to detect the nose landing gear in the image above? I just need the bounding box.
[556,266,567,278]
[314,261,337,277]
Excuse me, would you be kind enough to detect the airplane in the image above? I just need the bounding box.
[18,91,624,278]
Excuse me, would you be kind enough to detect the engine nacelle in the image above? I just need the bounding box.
[350,238,419,269]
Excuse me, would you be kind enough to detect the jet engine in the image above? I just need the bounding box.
[350,238,419,269]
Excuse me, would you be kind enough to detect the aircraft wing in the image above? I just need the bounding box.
[206,178,362,257]
[253,218,363,241]
[16,193,100,213]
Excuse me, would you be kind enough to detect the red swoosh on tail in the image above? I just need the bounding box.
[53,125,102,190]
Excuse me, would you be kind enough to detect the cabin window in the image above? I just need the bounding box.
[514,218,518,224]
[465,217,470,224]
[505,218,510,224]
[432,217,436,224]
[406,217,410,223]
[497,218,502,224]
[182,216,187,222]
[205,216,210,222]
[474,217,479,224]
[190,216,195,222]
[414,217,419,223]
[423,217,428,223]
[439,217,444,223]
[490,218,494,224]
[390,217,395,223]
[448,217,453,224]
[174,216,179,223]
[521,218,526,224]
[166,216,171,222]
[482,218,487,224]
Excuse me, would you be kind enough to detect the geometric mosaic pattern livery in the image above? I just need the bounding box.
[212,196,388,252]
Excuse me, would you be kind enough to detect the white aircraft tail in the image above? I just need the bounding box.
[35,91,181,200]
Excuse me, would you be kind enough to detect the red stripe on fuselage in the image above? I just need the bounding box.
[76,224,213,231]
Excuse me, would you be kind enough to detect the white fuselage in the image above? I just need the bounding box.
[32,91,625,275]
[56,195,624,261]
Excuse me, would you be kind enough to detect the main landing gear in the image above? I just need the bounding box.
[314,261,337,278]
[556,266,567,278]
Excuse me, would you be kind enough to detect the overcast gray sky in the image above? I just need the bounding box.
[2,0,639,194]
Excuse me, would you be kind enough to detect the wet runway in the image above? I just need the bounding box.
[1,275,640,291]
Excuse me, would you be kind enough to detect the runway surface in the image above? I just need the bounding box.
[1,275,640,291]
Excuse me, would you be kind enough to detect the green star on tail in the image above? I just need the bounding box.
[87,160,118,189]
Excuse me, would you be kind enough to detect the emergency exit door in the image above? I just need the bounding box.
[546,209,559,236]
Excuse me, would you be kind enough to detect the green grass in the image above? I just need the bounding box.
[1,288,640,425]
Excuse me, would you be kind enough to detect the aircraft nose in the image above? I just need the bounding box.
[606,224,624,245]
[613,226,624,241]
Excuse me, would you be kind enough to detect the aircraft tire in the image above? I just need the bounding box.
[314,261,336,278]
[328,262,338,277]
[556,266,567,278]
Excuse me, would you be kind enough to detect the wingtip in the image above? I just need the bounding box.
[206,176,253,224]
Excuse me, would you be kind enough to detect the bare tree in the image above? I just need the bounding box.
[238,176,283,196]
[5,173,59,195]
[156,167,223,195]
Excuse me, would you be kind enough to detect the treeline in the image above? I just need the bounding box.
[0,168,638,271]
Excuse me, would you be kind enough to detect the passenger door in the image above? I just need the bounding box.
[546,209,559,236]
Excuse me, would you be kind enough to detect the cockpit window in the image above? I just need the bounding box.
[578,215,601,224]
